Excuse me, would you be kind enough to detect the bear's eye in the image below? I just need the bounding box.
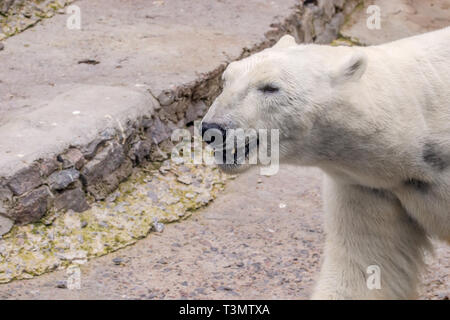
[258,84,279,94]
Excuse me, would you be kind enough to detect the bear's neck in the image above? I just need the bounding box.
[308,100,425,188]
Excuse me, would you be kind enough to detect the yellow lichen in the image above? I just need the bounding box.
[0,159,228,284]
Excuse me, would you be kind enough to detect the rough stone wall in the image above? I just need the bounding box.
[0,0,361,235]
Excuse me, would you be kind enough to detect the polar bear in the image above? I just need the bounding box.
[201,27,450,299]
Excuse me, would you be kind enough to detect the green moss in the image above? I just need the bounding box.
[0,0,74,41]
[333,33,365,47]
[0,159,228,284]
[342,0,365,27]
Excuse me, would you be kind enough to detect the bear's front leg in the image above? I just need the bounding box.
[312,176,431,300]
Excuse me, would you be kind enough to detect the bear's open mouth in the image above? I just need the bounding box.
[215,135,259,166]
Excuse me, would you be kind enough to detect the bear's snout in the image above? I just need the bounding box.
[201,122,227,147]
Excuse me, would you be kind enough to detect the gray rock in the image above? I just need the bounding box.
[148,117,170,145]
[0,0,14,15]
[177,175,193,185]
[47,169,80,190]
[0,186,12,224]
[147,191,158,202]
[313,15,326,38]
[84,154,132,201]
[152,218,164,233]
[58,148,85,169]
[0,214,14,236]
[319,0,336,20]
[185,100,207,124]
[0,185,13,203]
[56,280,67,289]
[81,142,125,186]
[315,12,344,44]
[54,188,90,213]
[157,89,175,106]
[99,221,108,228]
[13,186,50,224]
[301,7,314,43]
[128,140,152,165]
[0,42,4,51]
[0,201,6,215]
[114,203,127,213]
[39,158,60,177]
[150,144,169,162]
[7,163,42,195]
[332,0,346,9]
[141,117,153,129]
[81,128,117,160]
[105,190,120,203]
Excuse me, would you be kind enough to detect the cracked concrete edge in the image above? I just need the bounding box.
[0,0,361,234]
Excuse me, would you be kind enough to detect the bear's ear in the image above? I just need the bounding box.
[273,35,297,49]
[332,51,368,84]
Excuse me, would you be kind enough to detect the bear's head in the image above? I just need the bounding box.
[201,35,368,174]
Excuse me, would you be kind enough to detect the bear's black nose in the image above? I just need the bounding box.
[201,122,227,146]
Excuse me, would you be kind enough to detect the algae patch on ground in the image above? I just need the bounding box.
[0,160,228,283]
[0,0,75,41]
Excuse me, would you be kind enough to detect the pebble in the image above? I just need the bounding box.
[218,286,233,291]
[105,191,120,203]
[147,191,158,202]
[152,218,165,233]
[177,175,193,185]
[56,280,67,289]
[99,221,109,228]
[112,257,124,265]
[185,192,195,199]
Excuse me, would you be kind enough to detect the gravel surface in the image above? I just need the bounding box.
[0,157,227,284]
[0,165,447,299]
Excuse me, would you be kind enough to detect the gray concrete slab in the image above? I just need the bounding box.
[0,85,157,177]
[2,0,298,173]
[341,0,450,45]
[0,0,313,224]
[0,0,297,121]
[0,0,355,225]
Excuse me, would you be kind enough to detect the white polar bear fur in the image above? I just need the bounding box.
[202,27,450,299]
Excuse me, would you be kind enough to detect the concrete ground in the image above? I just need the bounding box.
[0,166,448,299]
[0,0,296,119]
[0,166,324,299]
[0,0,299,177]
[341,0,450,45]
[0,0,449,300]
